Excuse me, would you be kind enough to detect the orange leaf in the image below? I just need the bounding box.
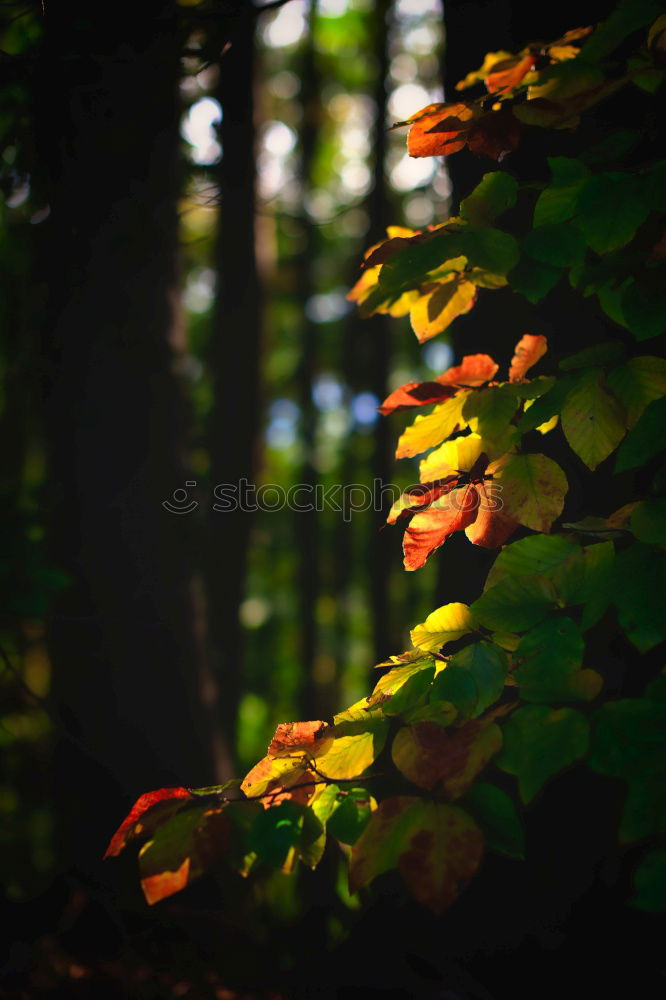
[404,102,479,158]
[403,484,479,570]
[268,721,331,757]
[379,381,457,416]
[387,477,461,527]
[141,857,191,906]
[509,334,548,381]
[464,483,518,549]
[437,353,499,387]
[485,54,535,94]
[104,787,193,859]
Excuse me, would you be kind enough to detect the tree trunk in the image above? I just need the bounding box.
[37,0,221,869]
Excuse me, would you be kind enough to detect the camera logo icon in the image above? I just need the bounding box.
[162,481,198,514]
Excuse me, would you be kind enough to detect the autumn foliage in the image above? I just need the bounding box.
[107,2,666,918]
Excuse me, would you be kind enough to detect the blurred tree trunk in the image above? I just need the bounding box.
[37,0,226,869]
[207,0,263,755]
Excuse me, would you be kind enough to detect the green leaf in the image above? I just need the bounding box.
[576,173,648,254]
[247,802,324,870]
[410,603,476,652]
[497,705,589,803]
[631,499,666,547]
[509,255,561,303]
[514,617,601,703]
[612,542,666,651]
[484,533,580,591]
[633,849,666,912]
[559,340,626,372]
[318,714,390,781]
[471,575,557,632]
[580,130,640,167]
[493,453,568,532]
[462,384,520,443]
[607,356,666,427]
[327,788,375,845]
[533,157,589,228]
[561,370,627,470]
[615,397,666,472]
[579,0,663,62]
[523,223,586,269]
[621,277,666,341]
[350,797,484,914]
[431,641,507,719]
[515,376,576,434]
[463,782,525,860]
[460,171,518,226]
[367,657,435,712]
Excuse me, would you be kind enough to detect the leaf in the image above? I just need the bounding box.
[410,602,476,652]
[493,453,568,532]
[576,173,649,254]
[138,803,233,904]
[402,484,480,570]
[559,340,626,372]
[396,391,470,459]
[464,482,519,550]
[466,109,523,161]
[486,54,536,94]
[508,334,548,382]
[633,849,666,912]
[105,788,194,859]
[484,533,579,591]
[516,375,576,434]
[561,370,627,469]
[579,0,663,63]
[367,658,436,716]
[387,477,460,527]
[410,279,477,343]
[497,705,589,802]
[268,721,331,756]
[437,353,499,386]
[400,102,479,158]
[514,617,602,703]
[615,396,666,471]
[612,542,666,651]
[523,223,586,268]
[631,498,666,547]
[379,381,457,416]
[455,50,514,90]
[471,575,557,632]
[419,433,486,481]
[431,641,508,718]
[247,801,324,871]
[607,356,666,427]
[460,172,519,226]
[534,157,589,227]
[349,797,484,915]
[621,277,666,341]
[509,256,561,303]
[316,714,390,781]
[327,788,376,845]
[392,717,502,797]
[463,783,525,860]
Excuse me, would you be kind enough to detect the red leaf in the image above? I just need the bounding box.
[104,787,193,859]
[509,334,548,381]
[437,354,499,387]
[403,484,479,570]
[379,381,458,416]
[467,109,522,161]
[387,477,461,527]
[485,54,535,94]
[465,494,519,549]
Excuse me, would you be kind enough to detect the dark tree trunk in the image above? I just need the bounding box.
[36,0,221,869]
[207,0,263,758]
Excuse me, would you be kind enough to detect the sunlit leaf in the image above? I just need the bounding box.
[379,381,457,416]
[561,370,627,469]
[410,602,476,652]
[508,333,548,382]
[410,279,477,343]
[396,391,470,459]
[438,353,499,387]
[492,453,567,532]
[396,102,480,158]
[105,787,194,859]
[419,432,486,482]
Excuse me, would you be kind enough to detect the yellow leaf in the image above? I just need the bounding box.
[409,279,477,343]
[411,603,476,652]
[396,392,471,460]
[418,433,485,481]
